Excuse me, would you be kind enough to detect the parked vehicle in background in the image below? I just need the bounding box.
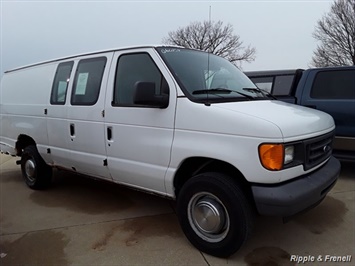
[245,66,355,161]
[1,46,340,257]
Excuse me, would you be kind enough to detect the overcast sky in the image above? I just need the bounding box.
[0,0,333,77]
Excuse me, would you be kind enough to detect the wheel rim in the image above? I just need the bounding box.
[188,192,230,243]
[24,159,36,182]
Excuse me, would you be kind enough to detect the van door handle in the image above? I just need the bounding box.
[107,127,112,141]
[70,123,75,136]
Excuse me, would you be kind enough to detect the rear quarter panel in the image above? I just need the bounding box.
[0,63,57,155]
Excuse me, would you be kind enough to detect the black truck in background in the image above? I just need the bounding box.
[245,66,355,161]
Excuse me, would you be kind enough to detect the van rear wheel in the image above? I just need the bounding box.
[177,172,253,258]
[21,145,52,190]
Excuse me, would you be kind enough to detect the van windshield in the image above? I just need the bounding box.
[156,47,265,103]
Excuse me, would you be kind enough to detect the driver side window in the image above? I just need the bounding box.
[113,53,169,106]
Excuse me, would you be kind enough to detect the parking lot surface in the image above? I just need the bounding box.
[1,154,354,265]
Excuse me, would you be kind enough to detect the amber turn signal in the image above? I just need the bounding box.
[259,144,284,171]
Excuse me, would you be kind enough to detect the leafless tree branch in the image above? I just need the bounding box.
[310,0,355,67]
[162,20,256,67]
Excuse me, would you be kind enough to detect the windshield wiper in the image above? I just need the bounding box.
[242,88,277,100]
[192,88,254,100]
[193,88,232,94]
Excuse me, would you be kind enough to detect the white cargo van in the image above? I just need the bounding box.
[0,46,340,257]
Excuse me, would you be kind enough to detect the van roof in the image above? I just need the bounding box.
[5,45,183,73]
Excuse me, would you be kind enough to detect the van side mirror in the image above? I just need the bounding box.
[133,82,169,108]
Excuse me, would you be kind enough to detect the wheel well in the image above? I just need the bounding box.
[15,134,36,156]
[173,157,250,197]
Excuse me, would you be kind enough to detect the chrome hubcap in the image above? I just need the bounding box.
[25,159,36,182]
[188,192,230,242]
[193,198,225,233]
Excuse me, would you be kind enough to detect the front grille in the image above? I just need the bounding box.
[304,131,334,170]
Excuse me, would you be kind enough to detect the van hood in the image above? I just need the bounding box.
[215,100,335,139]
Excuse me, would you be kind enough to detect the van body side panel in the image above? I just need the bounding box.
[46,62,75,168]
[104,49,177,194]
[0,64,57,160]
[65,53,114,180]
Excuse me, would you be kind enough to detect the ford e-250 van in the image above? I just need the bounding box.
[0,46,341,257]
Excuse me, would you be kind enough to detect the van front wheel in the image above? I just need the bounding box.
[177,172,253,258]
[21,145,52,190]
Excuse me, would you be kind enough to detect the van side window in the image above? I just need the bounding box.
[113,53,169,106]
[311,70,355,99]
[51,61,73,104]
[71,57,107,105]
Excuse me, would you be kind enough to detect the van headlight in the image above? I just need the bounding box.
[284,145,294,165]
[259,144,294,171]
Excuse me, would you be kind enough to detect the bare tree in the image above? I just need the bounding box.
[162,20,256,67]
[310,0,355,67]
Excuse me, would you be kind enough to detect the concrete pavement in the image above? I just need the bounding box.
[1,154,354,265]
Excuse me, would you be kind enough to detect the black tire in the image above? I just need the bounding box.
[20,145,52,190]
[177,172,254,258]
